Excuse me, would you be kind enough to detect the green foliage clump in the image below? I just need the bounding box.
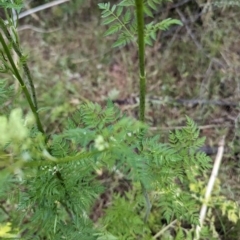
[0,102,211,239]
[98,0,182,47]
[0,79,14,108]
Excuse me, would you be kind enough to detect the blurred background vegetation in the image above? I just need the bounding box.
[13,0,240,133]
[1,0,240,238]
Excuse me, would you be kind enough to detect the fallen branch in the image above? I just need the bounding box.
[153,219,177,239]
[194,136,225,239]
[150,124,232,131]
[16,0,70,21]
[113,96,238,108]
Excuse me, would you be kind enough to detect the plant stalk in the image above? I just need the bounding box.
[135,0,151,223]
[0,33,44,134]
[0,19,38,109]
[135,0,146,123]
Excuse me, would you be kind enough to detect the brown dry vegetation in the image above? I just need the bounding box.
[2,0,240,238]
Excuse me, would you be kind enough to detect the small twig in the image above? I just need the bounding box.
[176,8,203,51]
[175,99,238,107]
[114,96,238,108]
[194,136,225,240]
[155,0,193,15]
[15,0,70,21]
[23,0,42,24]
[199,59,214,99]
[153,219,177,239]
[17,25,61,33]
[150,123,232,131]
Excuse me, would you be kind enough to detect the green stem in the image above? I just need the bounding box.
[0,19,38,109]
[135,0,151,223]
[0,33,44,134]
[135,0,146,123]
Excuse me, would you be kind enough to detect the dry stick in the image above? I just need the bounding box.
[23,0,42,24]
[17,25,61,33]
[176,8,203,51]
[150,124,232,131]
[175,6,225,70]
[194,136,225,240]
[15,0,70,21]
[114,96,238,108]
[156,0,191,14]
[150,97,238,107]
[153,219,177,239]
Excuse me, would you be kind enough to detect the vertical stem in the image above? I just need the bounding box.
[0,19,38,109]
[0,33,44,134]
[135,0,146,122]
[135,0,151,222]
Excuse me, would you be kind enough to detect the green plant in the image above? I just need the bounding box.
[0,0,235,239]
[99,0,182,222]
